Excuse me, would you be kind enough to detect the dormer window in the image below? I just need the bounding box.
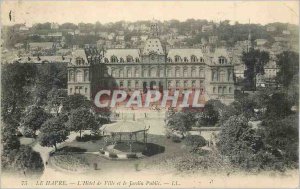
[111,56,118,63]
[126,56,133,63]
[76,57,83,65]
[167,57,172,62]
[135,58,140,62]
[218,56,227,64]
[191,55,197,62]
[183,57,188,62]
[120,58,124,63]
[199,57,204,63]
[175,55,181,63]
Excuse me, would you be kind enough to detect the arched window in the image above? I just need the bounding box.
[199,57,204,63]
[191,55,197,62]
[167,68,172,77]
[150,67,156,77]
[127,56,133,63]
[134,68,139,77]
[183,57,188,62]
[112,69,118,77]
[219,71,225,82]
[143,69,148,77]
[175,56,181,63]
[76,70,83,82]
[127,68,132,77]
[135,81,139,88]
[191,67,196,77]
[111,56,118,63]
[228,70,232,81]
[175,67,180,77]
[120,58,124,63]
[135,58,139,62]
[199,69,205,77]
[218,56,227,64]
[212,70,217,81]
[167,57,172,62]
[69,70,74,81]
[84,70,89,81]
[104,58,109,63]
[183,67,188,77]
[119,69,124,77]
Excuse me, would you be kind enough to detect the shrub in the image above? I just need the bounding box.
[184,135,207,152]
[109,152,118,158]
[76,134,102,142]
[127,153,137,159]
[99,149,105,154]
[171,135,181,143]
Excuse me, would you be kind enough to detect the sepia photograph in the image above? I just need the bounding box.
[0,0,299,188]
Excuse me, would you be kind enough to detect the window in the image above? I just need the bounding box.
[143,69,148,77]
[85,88,87,94]
[219,71,225,82]
[150,67,156,77]
[135,58,139,62]
[167,68,172,77]
[135,68,139,77]
[191,55,197,62]
[120,58,124,63]
[167,57,172,62]
[127,80,131,88]
[199,57,204,63]
[127,56,133,63]
[176,80,180,88]
[184,80,188,88]
[127,69,132,78]
[111,56,118,63]
[212,70,217,81]
[84,70,89,81]
[199,69,205,77]
[168,81,172,88]
[183,57,188,62]
[229,87,232,93]
[222,87,226,94]
[112,69,118,77]
[120,81,124,87]
[228,70,232,81]
[119,69,124,77]
[175,68,180,77]
[218,56,227,64]
[135,81,139,88]
[104,58,109,63]
[191,68,196,77]
[69,71,74,81]
[175,56,181,63]
[76,71,83,82]
[159,69,164,77]
[69,88,73,94]
[76,58,83,65]
[192,80,196,88]
[218,86,222,93]
[183,67,188,77]
[213,87,216,93]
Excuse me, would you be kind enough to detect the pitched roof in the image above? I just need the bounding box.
[142,38,164,55]
[105,49,140,60]
[71,49,88,64]
[168,48,204,60]
[29,42,54,49]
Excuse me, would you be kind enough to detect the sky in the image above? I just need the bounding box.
[1,1,299,26]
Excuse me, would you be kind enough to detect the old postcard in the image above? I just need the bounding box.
[0,0,299,188]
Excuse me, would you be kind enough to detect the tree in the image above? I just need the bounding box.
[276,51,299,88]
[21,106,50,137]
[167,112,193,135]
[199,103,219,126]
[242,49,270,90]
[2,125,20,153]
[218,115,259,168]
[67,108,98,138]
[39,116,69,151]
[47,88,67,115]
[264,92,292,119]
[61,94,91,114]
[14,146,44,174]
[1,63,37,125]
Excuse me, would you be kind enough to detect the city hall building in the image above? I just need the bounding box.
[67,24,235,105]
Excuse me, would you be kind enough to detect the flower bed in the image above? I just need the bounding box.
[51,154,90,172]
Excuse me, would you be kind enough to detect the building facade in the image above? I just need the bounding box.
[67,24,235,105]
